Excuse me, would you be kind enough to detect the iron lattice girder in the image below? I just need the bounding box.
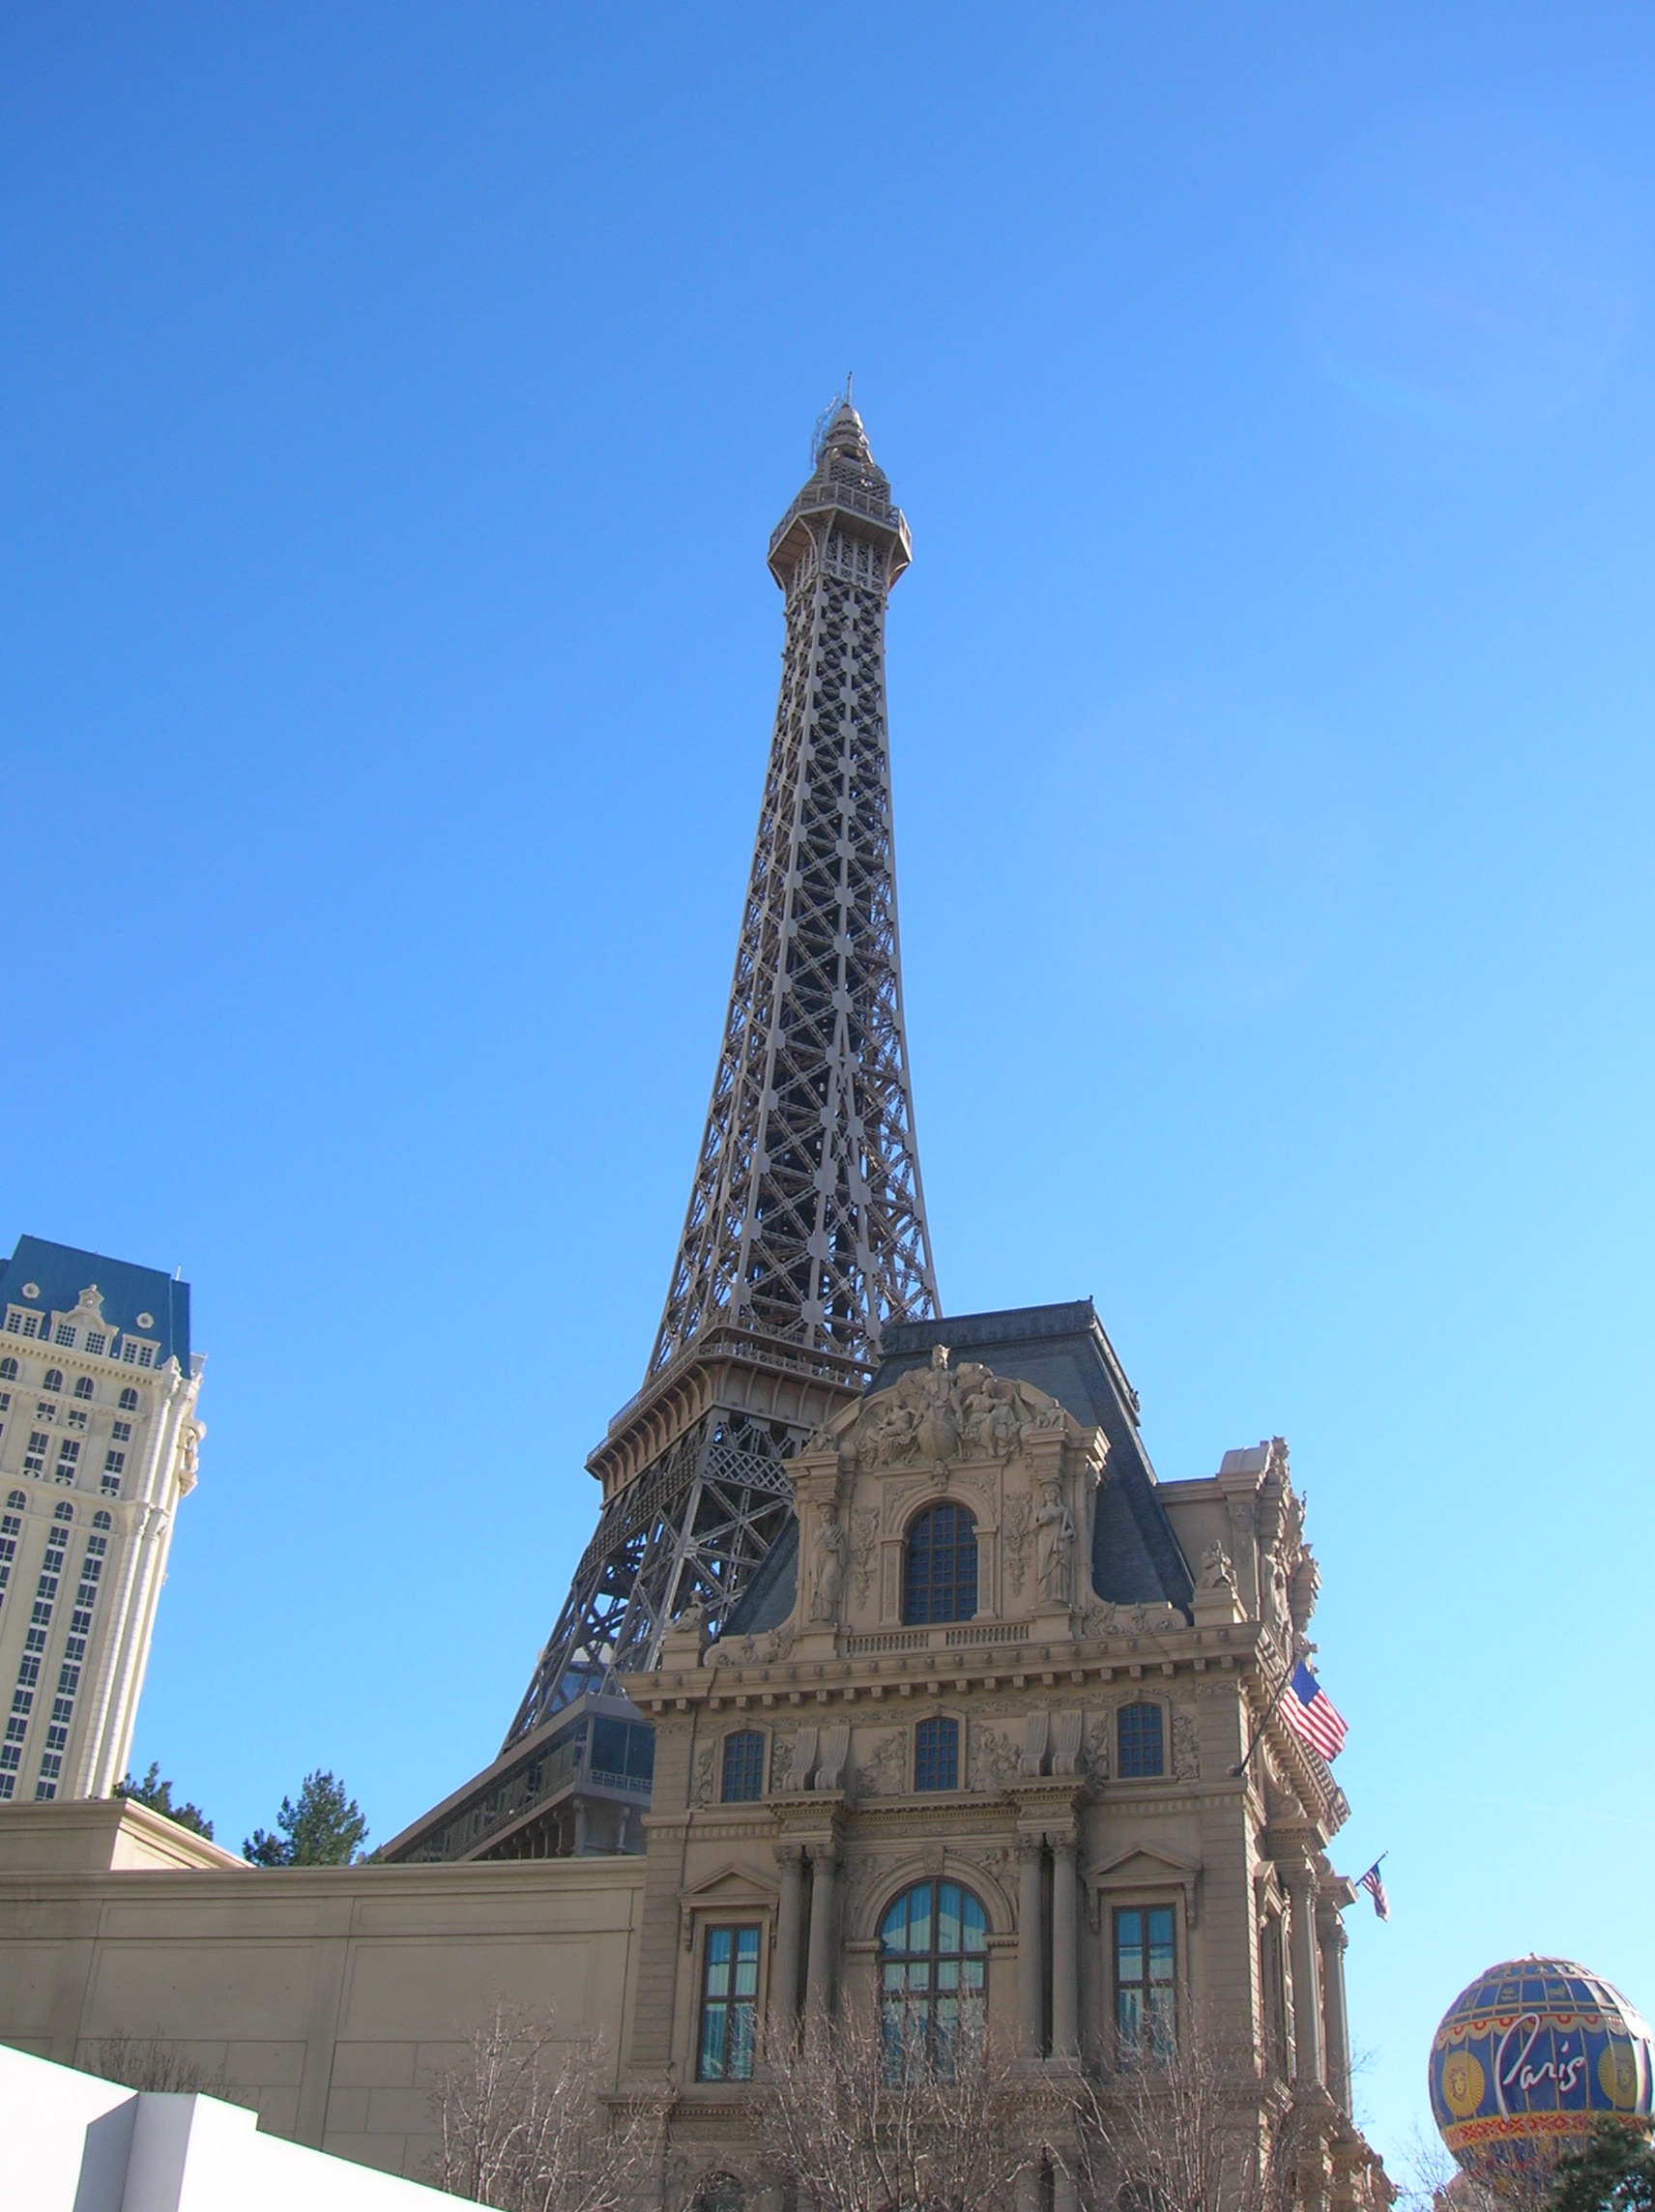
[505,1400,801,1743]
[650,403,938,1376]
[503,405,938,1755]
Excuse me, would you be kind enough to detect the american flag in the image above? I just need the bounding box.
[1281,1660,1347,1761]
[1357,1860,1389,1921]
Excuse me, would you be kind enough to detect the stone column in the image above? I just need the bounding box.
[1017,1836,1045,2058]
[1318,1897,1351,2114]
[1051,1836,1079,2060]
[771,1845,804,2031]
[1284,1864,1323,2086]
[1054,2162,1081,2212]
[805,1842,838,2021]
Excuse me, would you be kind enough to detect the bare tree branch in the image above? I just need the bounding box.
[756,1993,1063,2212]
[427,2002,667,2212]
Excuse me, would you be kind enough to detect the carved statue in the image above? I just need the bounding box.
[1034,1476,1075,1608]
[1198,1540,1237,1593]
[810,1500,849,1624]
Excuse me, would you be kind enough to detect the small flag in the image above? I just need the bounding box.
[1357,1859,1389,1921]
[1281,1660,1348,1761]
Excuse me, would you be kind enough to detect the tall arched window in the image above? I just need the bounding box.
[903,1503,977,1624]
[880,1879,988,2062]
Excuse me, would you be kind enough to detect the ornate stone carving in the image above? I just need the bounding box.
[769,1732,797,1793]
[855,1729,908,1798]
[850,1507,880,1604]
[969,1725,1024,1795]
[1083,1714,1111,1781]
[692,1741,716,1805]
[1002,1493,1031,1596]
[1172,1706,1200,1781]
[837,1349,1059,1474]
[1034,1476,1075,1608]
[811,1500,849,1624]
[1198,1541,1237,1594]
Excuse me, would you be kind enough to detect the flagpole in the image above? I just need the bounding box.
[1230,1643,1305,1779]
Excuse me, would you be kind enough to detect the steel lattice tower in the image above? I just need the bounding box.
[505,402,939,1745]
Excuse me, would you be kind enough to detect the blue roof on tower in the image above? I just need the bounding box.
[0,1235,191,1373]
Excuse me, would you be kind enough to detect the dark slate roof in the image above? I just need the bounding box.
[724,1298,1193,1639]
[0,1235,191,1373]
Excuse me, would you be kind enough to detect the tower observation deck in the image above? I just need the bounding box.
[384,403,940,1861]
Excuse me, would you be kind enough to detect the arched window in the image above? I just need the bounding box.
[43,1370,63,1393]
[880,1879,988,2062]
[0,1357,17,1381]
[118,1387,138,1412]
[93,1510,112,1530]
[903,1502,977,1624]
[721,1730,766,1803]
[1118,1702,1164,1779]
[73,1378,93,1401]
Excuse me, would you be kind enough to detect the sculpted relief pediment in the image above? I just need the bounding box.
[824,1345,1067,1477]
[785,1346,1111,1649]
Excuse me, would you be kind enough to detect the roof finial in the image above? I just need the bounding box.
[846,369,854,404]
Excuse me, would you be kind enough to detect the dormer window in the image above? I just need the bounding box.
[4,1308,41,1339]
[84,1333,105,1357]
[53,1324,74,1349]
[902,1502,977,1625]
[120,1339,156,1369]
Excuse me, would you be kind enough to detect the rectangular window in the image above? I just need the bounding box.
[56,1666,80,1697]
[111,1422,131,1442]
[0,1389,11,1411]
[697,1925,760,2081]
[11,1689,32,1715]
[6,1309,41,1339]
[0,1773,13,1796]
[0,1745,20,1773]
[101,1475,120,1497]
[4,1715,27,1744]
[914,1714,959,1792]
[1118,1703,1165,1780]
[23,1434,47,1476]
[1115,1905,1176,2059]
[721,1730,766,1803]
[44,1724,68,1752]
[103,1450,125,1472]
[121,1341,137,1364]
[54,1325,75,1349]
[85,1333,105,1357]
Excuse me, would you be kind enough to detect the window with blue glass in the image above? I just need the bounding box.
[880,1880,988,2065]
[903,1502,977,1625]
[697,1925,760,2081]
[1115,1905,1176,2058]
[914,1714,958,1792]
[1117,1701,1164,1779]
[721,1729,766,1803]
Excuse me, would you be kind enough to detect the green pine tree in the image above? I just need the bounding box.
[244,1770,367,1867]
[1551,2120,1655,2212]
[114,1761,215,1840]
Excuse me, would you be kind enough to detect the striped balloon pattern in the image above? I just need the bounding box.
[1431,1959,1655,2178]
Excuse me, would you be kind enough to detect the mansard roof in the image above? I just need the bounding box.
[0,1234,192,1373]
[724,1298,1193,1639]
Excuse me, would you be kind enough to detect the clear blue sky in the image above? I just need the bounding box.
[3,4,1651,2170]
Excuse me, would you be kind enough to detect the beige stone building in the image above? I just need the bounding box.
[0,1237,203,1804]
[0,1299,1387,2211]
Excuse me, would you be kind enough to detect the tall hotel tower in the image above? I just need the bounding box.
[391,402,940,1861]
[0,1237,203,1802]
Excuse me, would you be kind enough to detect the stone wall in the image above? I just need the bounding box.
[0,1802,646,2183]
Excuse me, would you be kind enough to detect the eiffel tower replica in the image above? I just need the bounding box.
[388,399,940,1862]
